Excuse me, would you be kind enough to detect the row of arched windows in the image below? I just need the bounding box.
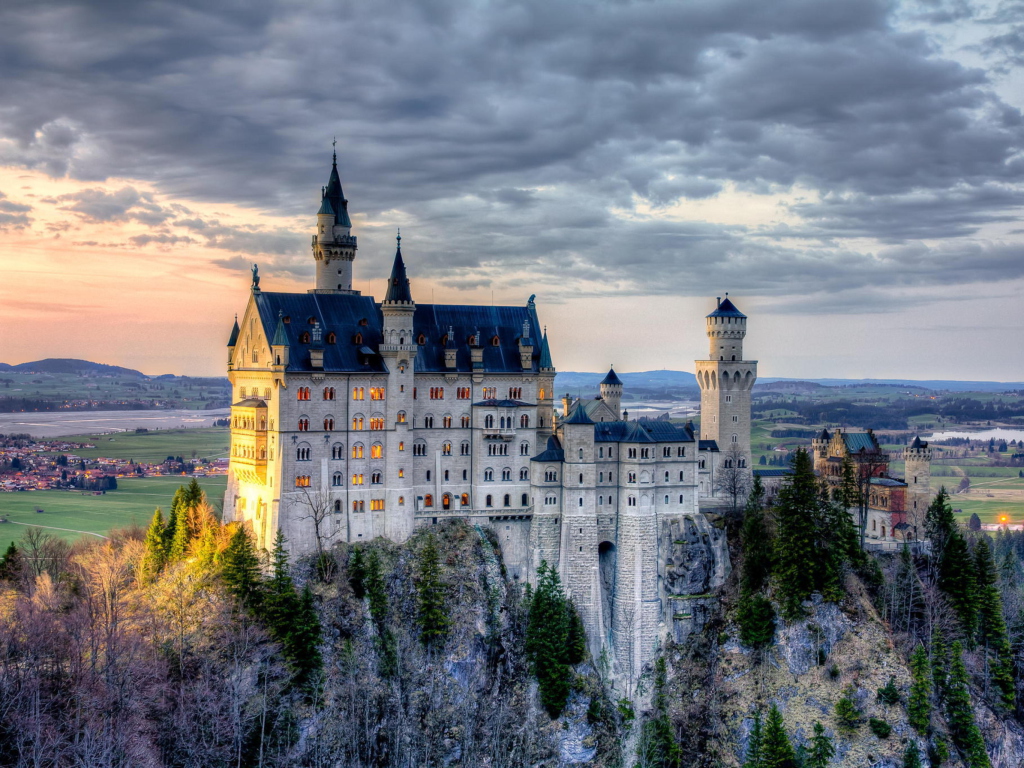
[238,387,272,400]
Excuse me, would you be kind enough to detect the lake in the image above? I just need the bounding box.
[0,409,230,438]
[925,428,1024,443]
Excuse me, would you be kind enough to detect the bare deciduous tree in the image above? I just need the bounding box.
[713,445,752,515]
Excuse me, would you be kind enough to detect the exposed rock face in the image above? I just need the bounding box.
[662,513,730,597]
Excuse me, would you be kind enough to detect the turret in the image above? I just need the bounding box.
[227,315,239,368]
[311,146,358,293]
[706,294,747,361]
[270,311,289,369]
[904,436,932,531]
[599,367,622,419]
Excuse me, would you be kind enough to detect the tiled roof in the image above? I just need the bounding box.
[317,196,334,216]
[232,398,267,408]
[473,399,534,407]
[600,367,622,386]
[753,468,793,477]
[531,435,565,463]
[870,477,906,487]
[699,440,720,452]
[253,292,540,374]
[707,296,745,318]
[539,329,554,369]
[564,405,595,425]
[841,431,882,454]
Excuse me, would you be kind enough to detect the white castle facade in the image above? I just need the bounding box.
[224,153,746,679]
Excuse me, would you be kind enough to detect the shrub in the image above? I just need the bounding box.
[877,677,901,706]
[868,718,892,739]
[834,687,862,731]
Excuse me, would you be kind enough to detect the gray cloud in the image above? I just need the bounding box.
[0,0,1022,307]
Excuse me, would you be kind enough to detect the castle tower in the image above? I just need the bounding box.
[379,233,417,541]
[812,428,831,475]
[311,147,359,294]
[600,367,623,419]
[694,295,757,472]
[904,436,932,537]
[537,327,556,442]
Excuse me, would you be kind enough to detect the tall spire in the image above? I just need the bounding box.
[323,143,352,228]
[539,326,554,370]
[384,230,413,303]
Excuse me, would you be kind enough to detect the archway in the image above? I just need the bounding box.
[598,541,616,638]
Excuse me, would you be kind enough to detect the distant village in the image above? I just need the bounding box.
[0,431,228,494]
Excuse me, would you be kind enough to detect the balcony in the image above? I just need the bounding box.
[483,427,516,440]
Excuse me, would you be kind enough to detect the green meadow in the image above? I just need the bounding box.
[48,427,231,464]
[0,476,227,543]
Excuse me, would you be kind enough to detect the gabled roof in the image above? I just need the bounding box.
[227,316,240,347]
[708,296,746,318]
[601,367,622,386]
[383,239,413,304]
[564,405,595,425]
[532,435,565,463]
[413,303,541,373]
[841,431,882,454]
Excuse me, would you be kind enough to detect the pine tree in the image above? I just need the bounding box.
[974,537,1015,709]
[907,644,932,733]
[0,541,20,581]
[741,475,771,594]
[944,641,992,768]
[639,657,681,768]
[365,549,389,632]
[737,591,776,649]
[773,449,824,618]
[140,508,167,582]
[903,741,923,768]
[415,535,449,650]
[526,561,572,718]
[744,711,764,768]
[288,583,323,688]
[925,489,957,560]
[933,632,950,702]
[939,532,977,639]
[805,722,834,768]
[220,525,263,611]
[348,545,366,599]
[168,504,190,561]
[761,704,796,768]
[565,599,588,665]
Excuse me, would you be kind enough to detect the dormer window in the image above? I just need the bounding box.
[299,332,311,344]
[282,316,291,324]
[308,317,317,325]
[491,335,500,346]
[353,333,363,344]
[359,318,368,326]
[326,332,336,344]
[417,334,426,345]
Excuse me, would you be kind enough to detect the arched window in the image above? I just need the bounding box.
[299,332,310,344]
[324,417,334,431]
[423,415,434,428]
[323,387,335,400]
[326,332,336,344]
[332,472,343,486]
[298,418,309,431]
[486,494,493,507]
[491,335,500,346]
[520,414,529,428]
[578,448,583,459]
[371,443,383,459]
[371,472,382,484]
[520,468,529,480]
[461,415,470,428]
[331,443,344,460]
[502,468,512,481]
[442,442,452,456]
[351,443,364,459]
[397,410,407,423]
[424,494,433,508]
[522,493,529,506]
[484,468,494,481]
[503,494,511,507]
[485,415,494,428]
[334,499,342,511]
[442,494,451,510]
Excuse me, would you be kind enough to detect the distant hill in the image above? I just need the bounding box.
[2,358,146,378]
[554,370,698,395]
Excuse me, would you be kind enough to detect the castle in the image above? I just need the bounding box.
[224,152,745,681]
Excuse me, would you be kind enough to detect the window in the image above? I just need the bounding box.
[351,415,364,430]
[641,448,650,459]
[665,471,670,482]
[579,473,583,484]
[426,470,431,481]
[679,471,684,481]
[323,387,335,400]
[370,387,386,400]
[399,441,404,451]
[599,447,604,458]
[462,470,467,480]
[353,333,362,344]
[413,442,427,456]
[370,499,385,511]
[352,387,364,400]
[677,446,685,457]
[628,496,636,507]
[520,414,529,428]
[351,444,364,459]
[430,387,444,400]
[424,494,433,507]
[324,417,335,431]
[239,387,246,398]
[679,495,684,503]
[423,415,434,428]
[732,415,738,423]
[599,496,603,505]
[520,468,529,480]
[370,417,385,430]
[504,494,511,506]
[484,468,494,481]
[508,387,522,399]
[502,468,512,481]
[485,415,494,428]
[520,442,530,456]
[487,444,508,456]
[326,332,336,344]
[628,448,636,459]
[457,387,471,399]
[491,336,500,346]
[371,472,382,484]
[352,500,365,513]
[461,493,470,507]
[331,443,344,459]
[461,415,470,428]
[334,499,342,512]
[486,494,493,507]
[545,470,558,482]
[731,434,738,444]
[397,411,407,423]
[417,334,426,345]
[665,495,669,504]
[725,395,732,403]
[371,443,383,459]
[546,496,557,505]
[298,387,311,400]
[399,496,405,505]
[699,458,706,469]
[398,468,404,478]
[442,494,452,510]
[352,474,364,485]
[483,387,496,399]
[443,415,452,428]
[461,442,470,456]
[413,387,417,399]
[295,475,311,487]
[539,388,545,400]
[628,472,636,483]
[332,472,343,486]
[296,447,311,461]
[579,448,583,459]
[298,418,310,431]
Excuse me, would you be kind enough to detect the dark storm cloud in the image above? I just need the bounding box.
[1,0,1022,304]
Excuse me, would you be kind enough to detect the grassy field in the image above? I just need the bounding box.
[48,427,231,463]
[0,475,227,543]
[0,370,228,410]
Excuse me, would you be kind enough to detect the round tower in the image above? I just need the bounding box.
[599,366,623,419]
[706,293,747,361]
[311,147,358,294]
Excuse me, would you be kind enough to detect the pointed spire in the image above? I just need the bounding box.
[539,327,554,369]
[384,231,413,303]
[323,143,352,228]
[601,366,622,386]
[227,315,240,347]
[272,310,288,346]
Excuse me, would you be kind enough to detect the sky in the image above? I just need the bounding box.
[0,0,1023,380]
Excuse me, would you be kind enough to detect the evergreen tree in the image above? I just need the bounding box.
[939,532,977,639]
[805,722,834,768]
[162,504,179,559]
[415,535,449,650]
[974,538,1015,709]
[944,641,991,768]
[288,583,323,688]
[526,561,572,718]
[761,704,796,768]
[932,632,950,703]
[348,545,366,599]
[220,525,263,611]
[168,504,191,561]
[925,489,957,561]
[773,449,825,618]
[365,548,389,634]
[744,711,764,768]
[0,541,20,581]
[741,475,771,594]
[907,644,932,733]
[140,508,167,582]
[903,741,923,768]
[737,592,776,649]
[639,657,681,768]
[565,599,588,665]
